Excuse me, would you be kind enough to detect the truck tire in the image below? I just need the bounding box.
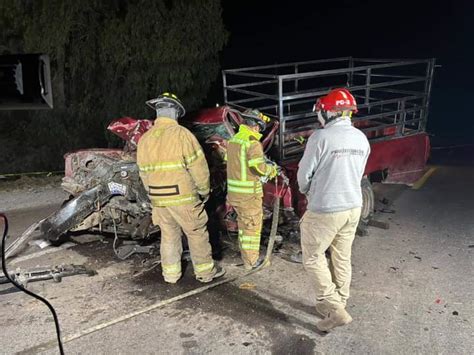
[360,177,374,225]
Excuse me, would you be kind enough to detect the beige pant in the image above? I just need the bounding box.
[230,196,263,268]
[152,201,215,282]
[300,207,361,308]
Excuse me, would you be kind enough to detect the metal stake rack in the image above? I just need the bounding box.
[222,57,436,162]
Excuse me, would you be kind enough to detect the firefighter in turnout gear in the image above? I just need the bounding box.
[226,108,278,270]
[137,92,225,283]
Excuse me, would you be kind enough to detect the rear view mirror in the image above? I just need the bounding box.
[0,53,53,110]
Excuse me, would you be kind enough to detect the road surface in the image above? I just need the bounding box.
[0,165,472,354]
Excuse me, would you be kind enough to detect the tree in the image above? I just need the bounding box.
[0,0,228,173]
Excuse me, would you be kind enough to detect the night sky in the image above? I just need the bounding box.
[207,0,474,146]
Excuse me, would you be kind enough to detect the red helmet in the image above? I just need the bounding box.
[314,88,358,113]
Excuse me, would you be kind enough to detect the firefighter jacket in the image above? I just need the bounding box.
[137,117,210,207]
[226,124,276,200]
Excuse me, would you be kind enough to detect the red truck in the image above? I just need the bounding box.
[222,57,435,222]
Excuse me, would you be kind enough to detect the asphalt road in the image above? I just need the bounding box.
[0,165,473,354]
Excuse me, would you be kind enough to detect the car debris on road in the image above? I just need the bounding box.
[0,264,97,295]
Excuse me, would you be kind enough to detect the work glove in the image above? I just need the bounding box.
[269,165,278,179]
[259,159,279,183]
[265,160,280,180]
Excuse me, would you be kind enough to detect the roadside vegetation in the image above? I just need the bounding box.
[0,0,228,173]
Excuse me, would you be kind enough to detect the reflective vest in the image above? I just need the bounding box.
[226,124,275,200]
[137,117,209,207]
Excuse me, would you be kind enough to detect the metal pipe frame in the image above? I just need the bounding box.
[277,60,429,81]
[243,94,425,123]
[226,79,279,89]
[264,90,422,111]
[229,97,266,105]
[226,87,278,100]
[353,106,426,124]
[371,87,424,96]
[278,78,284,160]
[353,58,424,63]
[421,58,436,131]
[223,57,352,73]
[279,97,424,123]
[353,73,426,80]
[224,71,278,79]
[281,77,427,101]
[222,58,435,162]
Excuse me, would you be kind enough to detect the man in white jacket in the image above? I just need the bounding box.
[297,88,370,332]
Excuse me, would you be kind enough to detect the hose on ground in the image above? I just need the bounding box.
[1,213,65,354]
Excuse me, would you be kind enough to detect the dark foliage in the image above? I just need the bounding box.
[0,0,228,173]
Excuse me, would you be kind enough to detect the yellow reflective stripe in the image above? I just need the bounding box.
[227,179,257,187]
[184,149,204,165]
[253,165,268,176]
[163,92,178,100]
[228,186,262,194]
[241,232,261,238]
[229,135,254,182]
[139,161,185,172]
[151,194,198,207]
[223,153,227,162]
[252,163,273,177]
[194,262,215,274]
[238,231,260,250]
[241,244,260,251]
[227,179,262,194]
[248,157,265,167]
[162,263,181,275]
[239,236,261,242]
[139,151,204,173]
[229,137,250,147]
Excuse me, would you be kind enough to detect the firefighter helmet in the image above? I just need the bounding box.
[313,88,358,114]
[241,108,271,131]
[146,92,186,118]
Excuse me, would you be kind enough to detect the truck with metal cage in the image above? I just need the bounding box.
[5,57,437,261]
[222,57,436,221]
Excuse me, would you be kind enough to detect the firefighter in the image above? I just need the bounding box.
[297,88,370,331]
[226,108,278,270]
[137,92,225,284]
